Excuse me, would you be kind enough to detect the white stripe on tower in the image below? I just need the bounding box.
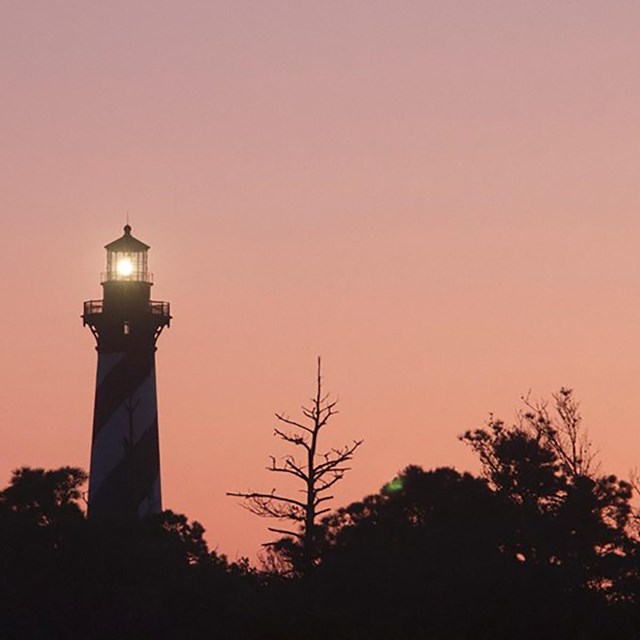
[88,347,162,518]
[89,369,158,496]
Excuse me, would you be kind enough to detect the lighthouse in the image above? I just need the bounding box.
[83,225,171,519]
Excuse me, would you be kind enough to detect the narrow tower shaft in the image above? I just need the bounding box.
[83,225,171,519]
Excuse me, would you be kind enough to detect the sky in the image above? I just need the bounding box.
[2,0,640,560]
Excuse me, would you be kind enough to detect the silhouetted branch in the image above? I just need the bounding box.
[316,474,346,493]
[267,527,304,540]
[273,427,310,450]
[274,413,314,435]
[314,440,363,479]
[227,357,363,575]
[268,456,309,482]
[226,490,307,520]
[520,388,596,478]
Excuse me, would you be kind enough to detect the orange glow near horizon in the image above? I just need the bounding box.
[2,2,640,560]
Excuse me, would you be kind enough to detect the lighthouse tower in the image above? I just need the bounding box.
[83,225,171,519]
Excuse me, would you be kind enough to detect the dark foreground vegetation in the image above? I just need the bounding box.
[3,390,640,639]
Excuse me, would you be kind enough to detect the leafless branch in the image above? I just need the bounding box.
[520,387,595,478]
[227,357,363,575]
[274,413,314,435]
[267,456,309,482]
[316,474,347,493]
[273,427,311,450]
[267,527,304,540]
[227,490,306,513]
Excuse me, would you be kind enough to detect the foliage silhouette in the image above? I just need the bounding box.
[3,389,640,639]
[461,389,633,601]
[0,467,257,639]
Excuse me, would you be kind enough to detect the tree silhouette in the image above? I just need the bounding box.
[462,388,595,492]
[4,387,640,639]
[461,389,633,604]
[306,466,518,637]
[0,466,87,523]
[228,358,362,574]
[294,391,638,639]
[0,467,259,639]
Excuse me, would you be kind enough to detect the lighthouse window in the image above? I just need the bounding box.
[123,321,130,335]
[106,250,149,282]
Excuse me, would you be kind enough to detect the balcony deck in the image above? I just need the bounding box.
[83,299,171,319]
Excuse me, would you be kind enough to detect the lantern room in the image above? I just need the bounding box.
[102,224,153,284]
[83,224,170,345]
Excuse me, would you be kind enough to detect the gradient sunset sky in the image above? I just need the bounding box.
[3,1,640,559]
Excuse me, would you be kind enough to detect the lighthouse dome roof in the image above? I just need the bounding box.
[104,225,150,252]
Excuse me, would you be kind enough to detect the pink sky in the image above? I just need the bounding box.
[2,1,640,560]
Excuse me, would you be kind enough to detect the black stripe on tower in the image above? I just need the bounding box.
[92,350,155,437]
[89,416,161,519]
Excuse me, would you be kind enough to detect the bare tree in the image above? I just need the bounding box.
[520,387,596,479]
[227,358,363,574]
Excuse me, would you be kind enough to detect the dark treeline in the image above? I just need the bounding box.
[3,390,640,639]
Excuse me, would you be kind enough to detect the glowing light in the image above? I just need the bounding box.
[385,477,403,493]
[117,258,134,277]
